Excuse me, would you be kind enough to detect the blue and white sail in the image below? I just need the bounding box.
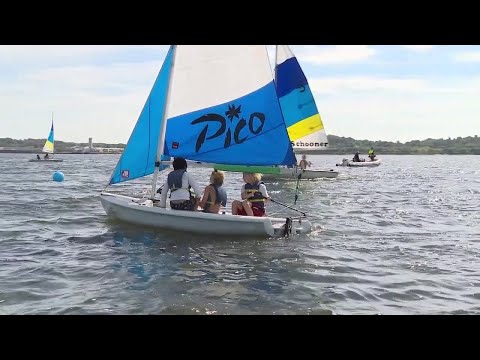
[109,47,173,185]
[275,45,329,152]
[162,46,296,166]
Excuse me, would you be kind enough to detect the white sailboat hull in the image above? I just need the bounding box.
[100,193,312,238]
[28,159,64,162]
[336,158,382,167]
[179,162,339,180]
[262,167,338,181]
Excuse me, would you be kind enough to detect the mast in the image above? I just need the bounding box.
[272,45,297,166]
[274,45,279,83]
[150,45,177,200]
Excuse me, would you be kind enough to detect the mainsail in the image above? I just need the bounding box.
[162,46,296,165]
[108,45,297,189]
[275,45,329,152]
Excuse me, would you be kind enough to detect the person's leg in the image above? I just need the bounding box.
[242,200,253,216]
[232,200,243,215]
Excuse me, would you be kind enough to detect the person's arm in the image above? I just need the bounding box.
[259,184,270,200]
[188,173,202,198]
[159,180,168,208]
[198,185,212,209]
[241,184,249,200]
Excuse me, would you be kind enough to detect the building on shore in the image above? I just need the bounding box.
[70,137,123,154]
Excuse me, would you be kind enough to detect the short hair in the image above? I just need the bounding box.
[172,157,187,170]
[210,170,225,186]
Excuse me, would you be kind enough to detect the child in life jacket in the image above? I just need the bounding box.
[232,172,270,217]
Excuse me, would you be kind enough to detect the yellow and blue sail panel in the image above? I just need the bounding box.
[275,45,326,143]
[42,123,55,153]
[109,47,174,185]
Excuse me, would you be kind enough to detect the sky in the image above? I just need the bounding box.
[0,45,479,144]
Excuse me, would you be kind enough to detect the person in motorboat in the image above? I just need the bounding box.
[368,147,376,161]
[36,154,41,160]
[352,151,362,162]
[198,170,228,214]
[232,172,270,217]
[298,154,312,170]
[158,157,202,211]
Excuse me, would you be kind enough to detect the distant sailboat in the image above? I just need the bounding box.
[100,45,312,238]
[214,45,338,180]
[29,114,63,162]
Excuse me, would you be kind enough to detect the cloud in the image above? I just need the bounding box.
[401,45,435,52]
[293,45,376,65]
[264,45,376,69]
[308,76,430,95]
[21,61,162,93]
[318,91,480,142]
[308,74,480,96]
[308,74,480,141]
[0,55,169,143]
[1,45,479,143]
[0,45,169,67]
[452,51,480,62]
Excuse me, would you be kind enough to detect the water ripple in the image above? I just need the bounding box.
[1,154,479,314]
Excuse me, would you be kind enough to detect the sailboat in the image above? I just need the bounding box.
[29,115,63,162]
[214,45,338,181]
[99,45,312,238]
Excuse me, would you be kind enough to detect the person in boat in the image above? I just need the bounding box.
[368,147,376,161]
[158,157,202,211]
[232,172,270,217]
[298,154,312,170]
[44,153,49,159]
[352,151,361,162]
[198,170,228,214]
[36,154,41,160]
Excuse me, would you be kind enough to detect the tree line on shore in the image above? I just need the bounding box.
[1,135,479,155]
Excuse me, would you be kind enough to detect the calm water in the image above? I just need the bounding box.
[0,153,479,315]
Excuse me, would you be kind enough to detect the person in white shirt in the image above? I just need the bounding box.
[158,157,202,211]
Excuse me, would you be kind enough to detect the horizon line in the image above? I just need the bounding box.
[1,134,479,146]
